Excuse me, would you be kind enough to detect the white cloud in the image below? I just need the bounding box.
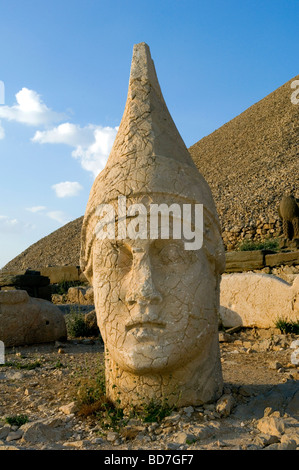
[0,88,65,126]
[47,211,70,225]
[32,122,92,146]
[1,86,118,177]
[26,205,46,213]
[33,123,118,178]
[0,121,5,139]
[0,215,35,233]
[52,181,83,198]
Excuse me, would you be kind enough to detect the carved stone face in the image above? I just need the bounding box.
[92,198,218,375]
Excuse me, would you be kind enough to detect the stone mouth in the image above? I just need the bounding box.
[125,321,166,332]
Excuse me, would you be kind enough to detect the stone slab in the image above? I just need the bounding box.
[40,266,84,284]
[265,251,299,267]
[220,273,299,328]
[225,250,266,272]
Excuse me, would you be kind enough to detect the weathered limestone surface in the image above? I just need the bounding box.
[220,273,299,328]
[0,290,67,347]
[80,43,225,408]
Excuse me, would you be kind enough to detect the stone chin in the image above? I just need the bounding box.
[105,321,214,376]
[116,344,170,375]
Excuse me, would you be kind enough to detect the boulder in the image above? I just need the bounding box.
[220,273,299,328]
[84,310,100,336]
[67,286,94,305]
[0,290,67,347]
[20,419,67,444]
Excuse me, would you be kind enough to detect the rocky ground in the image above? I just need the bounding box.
[0,327,298,451]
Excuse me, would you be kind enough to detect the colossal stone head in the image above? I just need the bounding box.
[80,43,225,408]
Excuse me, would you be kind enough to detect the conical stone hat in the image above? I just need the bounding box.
[80,42,224,276]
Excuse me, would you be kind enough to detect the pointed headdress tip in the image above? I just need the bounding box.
[129,42,157,84]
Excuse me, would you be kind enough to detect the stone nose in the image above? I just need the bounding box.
[125,253,162,306]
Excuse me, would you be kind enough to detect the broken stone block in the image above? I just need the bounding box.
[0,290,67,347]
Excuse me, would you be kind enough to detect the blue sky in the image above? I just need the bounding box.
[0,0,298,268]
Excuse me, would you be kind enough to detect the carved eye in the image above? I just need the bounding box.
[150,239,199,268]
[159,244,183,264]
[94,241,133,271]
[150,240,189,267]
[116,244,133,269]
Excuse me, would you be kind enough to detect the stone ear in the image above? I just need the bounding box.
[292,275,299,293]
[82,258,93,287]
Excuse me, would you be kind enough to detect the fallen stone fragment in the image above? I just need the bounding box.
[192,424,214,440]
[269,361,283,370]
[182,406,194,417]
[219,332,233,343]
[286,389,299,417]
[167,442,181,450]
[0,426,11,440]
[121,425,145,441]
[216,394,235,417]
[256,416,285,436]
[278,435,298,450]
[59,402,78,415]
[264,438,298,450]
[0,445,20,450]
[63,440,88,448]
[90,437,104,445]
[163,413,181,425]
[20,420,67,444]
[175,431,197,445]
[6,431,23,442]
[106,431,119,442]
[254,433,280,447]
[263,407,273,417]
